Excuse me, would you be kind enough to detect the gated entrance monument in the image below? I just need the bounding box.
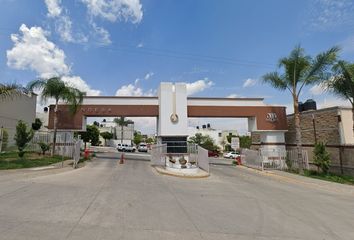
[48,82,287,153]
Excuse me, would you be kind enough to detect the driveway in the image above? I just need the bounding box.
[0,153,353,240]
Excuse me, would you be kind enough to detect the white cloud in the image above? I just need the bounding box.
[7,24,100,96]
[45,0,62,17]
[227,94,239,98]
[308,0,354,31]
[185,79,214,95]
[318,97,351,109]
[309,83,326,96]
[55,15,89,44]
[115,84,154,96]
[144,72,154,80]
[62,76,101,96]
[137,42,143,48]
[7,24,70,78]
[243,78,257,88]
[81,0,143,23]
[91,22,111,45]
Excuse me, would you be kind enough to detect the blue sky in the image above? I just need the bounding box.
[1,0,354,133]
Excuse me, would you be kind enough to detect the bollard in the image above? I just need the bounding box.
[84,148,90,159]
[119,153,125,164]
[236,156,242,165]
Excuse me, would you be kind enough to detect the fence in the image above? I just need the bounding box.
[197,146,209,173]
[150,143,209,173]
[72,140,82,169]
[150,144,167,166]
[242,148,309,171]
[286,149,309,170]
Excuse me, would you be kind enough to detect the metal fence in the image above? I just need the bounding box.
[197,146,209,173]
[242,148,309,171]
[150,144,167,166]
[286,149,309,170]
[150,143,209,173]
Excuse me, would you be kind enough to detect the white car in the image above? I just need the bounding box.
[125,145,136,152]
[138,143,148,152]
[223,151,240,159]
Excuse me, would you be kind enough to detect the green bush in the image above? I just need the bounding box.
[14,121,34,158]
[38,142,50,155]
[313,142,330,174]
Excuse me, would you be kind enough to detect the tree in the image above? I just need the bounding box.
[313,142,330,174]
[32,118,43,131]
[0,83,27,100]
[327,61,354,136]
[189,133,218,151]
[263,45,338,174]
[146,137,155,144]
[100,131,113,146]
[14,120,34,157]
[114,117,133,144]
[38,142,50,155]
[27,77,84,156]
[239,136,251,149]
[133,131,142,145]
[79,125,100,148]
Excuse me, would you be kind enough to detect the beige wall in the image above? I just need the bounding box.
[0,94,37,146]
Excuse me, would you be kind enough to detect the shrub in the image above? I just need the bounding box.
[38,142,50,155]
[313,142,330,174]
[14,121,34,157]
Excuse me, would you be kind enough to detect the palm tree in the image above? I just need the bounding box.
[0,83,27,100]
[27,77,84,156]
[113,117,133,144]
[263,45,339,174]
[327,60,354,135]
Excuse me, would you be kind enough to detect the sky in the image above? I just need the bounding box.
[1,0,354,134]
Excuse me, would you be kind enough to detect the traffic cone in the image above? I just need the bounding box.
[119,153,124,164]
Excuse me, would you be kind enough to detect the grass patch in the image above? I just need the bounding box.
[304,170,354,185]
[0,151,69,170]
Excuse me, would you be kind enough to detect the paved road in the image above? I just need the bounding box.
[0,153,353,240]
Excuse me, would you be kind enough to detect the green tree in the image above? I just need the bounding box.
[27,77,84,156]
[146,137,155,144]
[313,142,330,174]
[189,133,218,151]
[327,61,354,135]
[113,117,133,143]
[38,142,50,155]
[79,125,100,148]
[133,131,142,145]
[0,83,27,100]
[32,118,43,131]
[100,131,113,146]
[239,136,251,149]
[263,45,338,174]
[14,120,34,157]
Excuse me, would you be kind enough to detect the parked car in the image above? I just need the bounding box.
[223,151,240,159]
[208,150,219,157]
[117,143,124,152]
[138,143,148,152]
[125,145,136,152]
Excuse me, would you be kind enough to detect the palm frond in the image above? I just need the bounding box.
[0,83,27,100]
[262,72,288,91]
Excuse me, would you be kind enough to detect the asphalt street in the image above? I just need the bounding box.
[0,153,353,239]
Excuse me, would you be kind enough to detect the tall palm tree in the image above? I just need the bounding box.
[27,77,84,156]
[0,83,27,100]
[327,60,354,135]
[263,45,339,174]
[114,117,133,144]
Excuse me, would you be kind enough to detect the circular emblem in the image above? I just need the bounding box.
[266,112,278,122]
[170,113,179,123]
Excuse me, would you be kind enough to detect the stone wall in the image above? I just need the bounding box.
[286,108,340,145]
[286,107,354,176]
